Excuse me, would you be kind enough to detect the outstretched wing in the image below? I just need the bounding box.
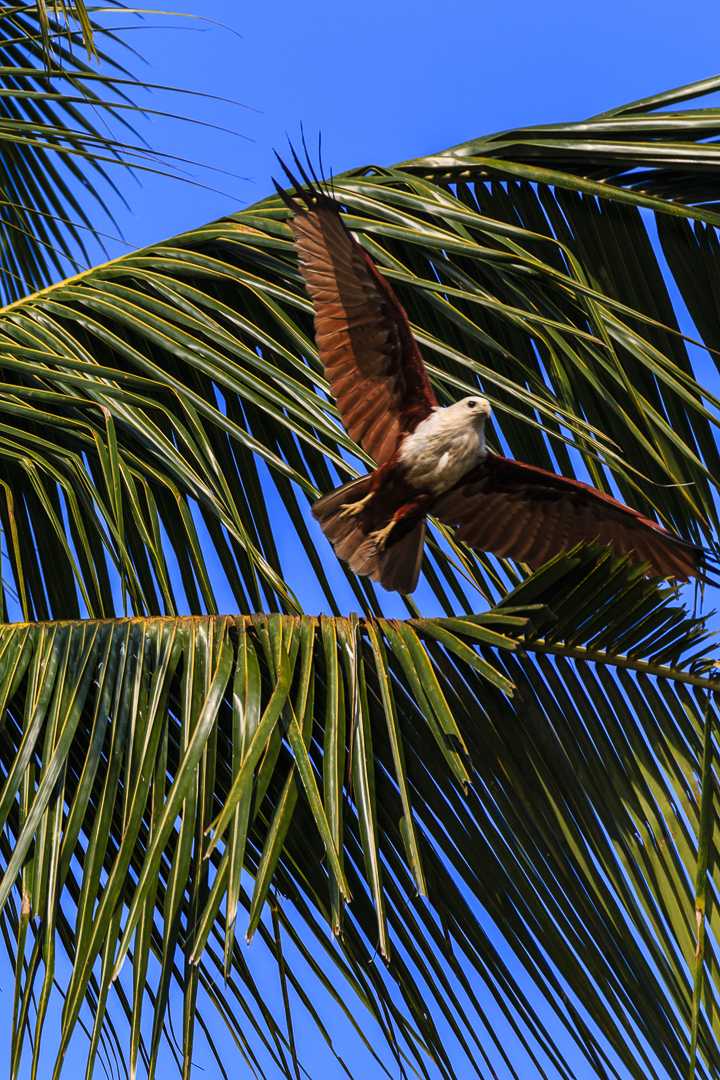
[275,156,437,465]
[433,454,705,579]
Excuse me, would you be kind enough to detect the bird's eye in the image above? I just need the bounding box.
[467,400,476,409]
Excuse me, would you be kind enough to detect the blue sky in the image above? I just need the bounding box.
[93,1,720,262]
[9,1,720,1076]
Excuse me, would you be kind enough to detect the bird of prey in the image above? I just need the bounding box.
[275,157,706,595]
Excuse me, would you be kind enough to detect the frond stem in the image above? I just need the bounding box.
[518,636,718,689]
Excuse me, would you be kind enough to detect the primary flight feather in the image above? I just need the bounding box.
[275,156,706,595]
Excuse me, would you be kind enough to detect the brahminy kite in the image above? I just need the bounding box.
[275,157,707,595]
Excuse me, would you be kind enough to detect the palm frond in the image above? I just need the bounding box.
[0,4,238,302]
[2,95,720,620]
[0,550,716,1078]
[32,1,97,60]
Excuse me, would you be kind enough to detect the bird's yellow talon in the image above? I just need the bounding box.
[339,492,374,519]
[369,522,395,551]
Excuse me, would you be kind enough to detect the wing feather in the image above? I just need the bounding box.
[433,454,705,579]
[276,161,437,464]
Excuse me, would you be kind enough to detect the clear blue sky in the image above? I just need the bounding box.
[91,0,720,262]
[13,2,720,1077]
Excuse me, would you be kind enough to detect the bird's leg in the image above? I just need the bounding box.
[370,494,434,552]
[338,491,374,519]
[369,520,396,551]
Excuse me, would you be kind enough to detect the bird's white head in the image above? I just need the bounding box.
[450,395,492,427]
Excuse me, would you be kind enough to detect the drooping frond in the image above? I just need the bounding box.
[0,549,717,1078]
[0,3,234,302]
[32,1,97,60]
[2,81,720,620]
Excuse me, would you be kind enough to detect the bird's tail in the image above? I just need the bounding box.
[312,476,425,595]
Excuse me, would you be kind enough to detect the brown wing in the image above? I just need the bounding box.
[275,161,436,465]
[433,454,704,579]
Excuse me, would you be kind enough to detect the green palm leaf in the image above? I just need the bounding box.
[0,133,718,621]
[0,3,234,302]
[31,2,97,60]
[0,551,717,1077]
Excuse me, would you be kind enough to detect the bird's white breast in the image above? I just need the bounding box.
[398,406,486,495]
